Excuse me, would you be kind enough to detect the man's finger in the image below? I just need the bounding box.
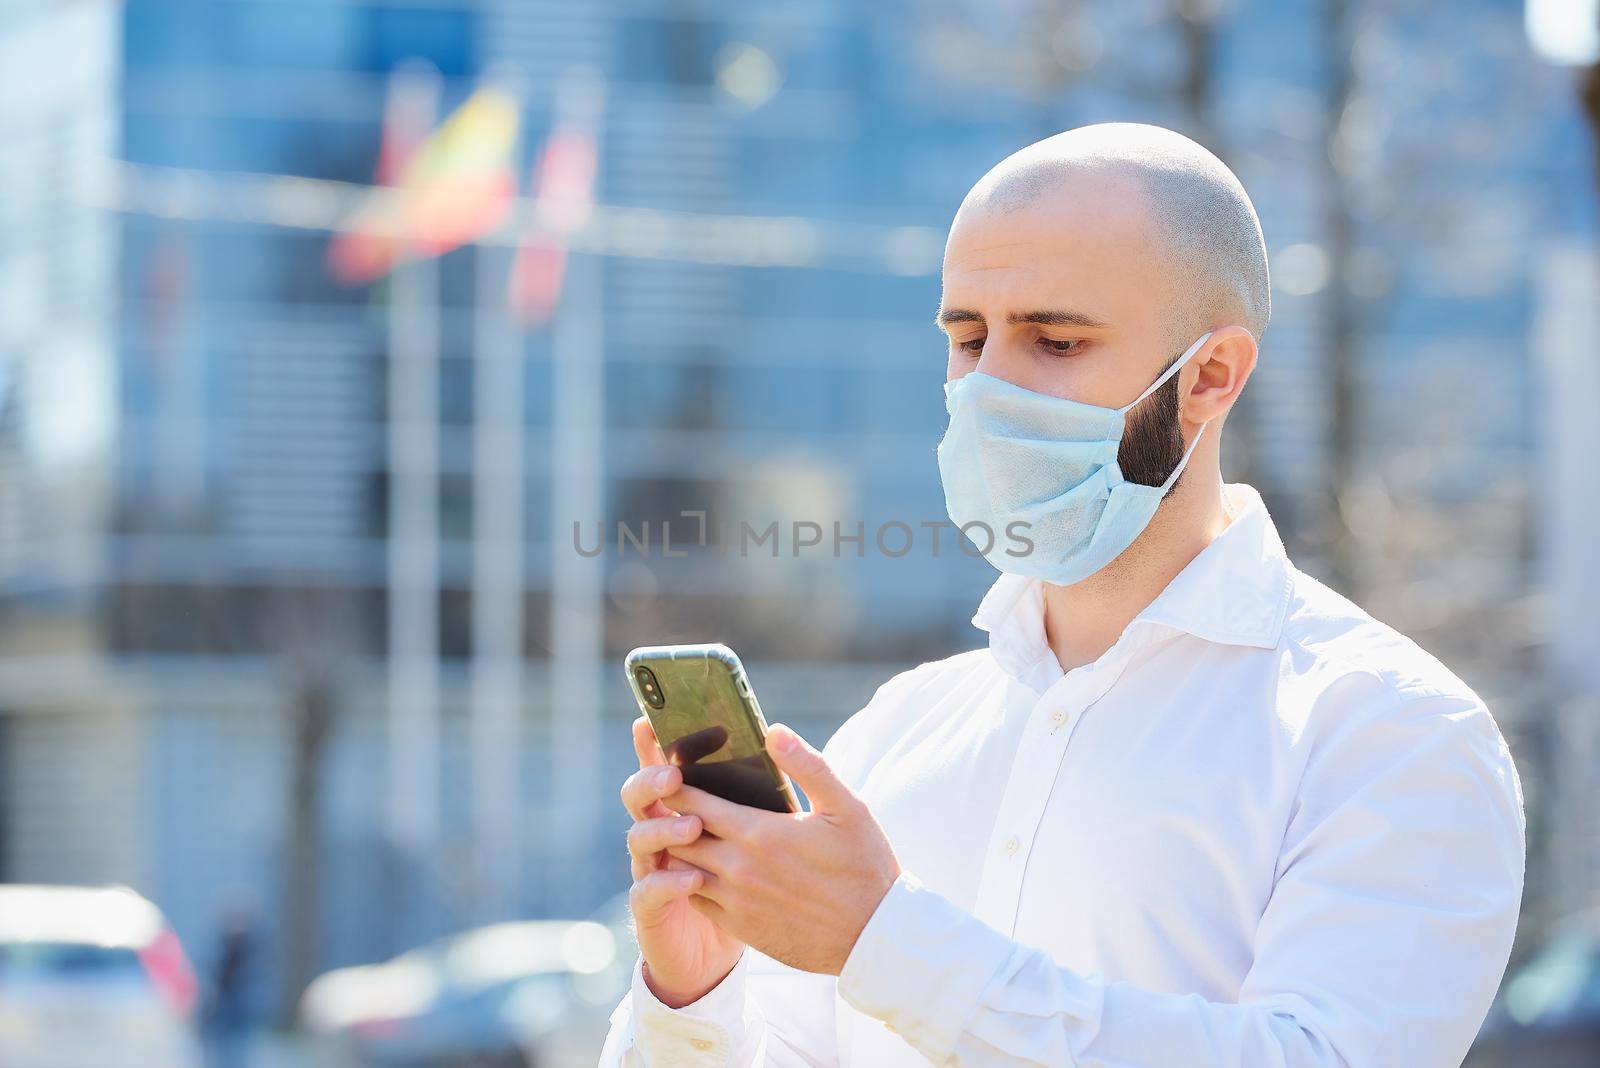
[632,716,666,768]
[620,763,683,822]
[630,866,707,915]
[628,719,674,821]
[628,814,703,878]
[765,724,859,817]
[688,880,733,915]
[663,784,762,840]
[662,833,737,879]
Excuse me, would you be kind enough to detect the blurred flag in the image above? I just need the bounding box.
[329,81,519,285]
[326,68,436,284]
[506,125,598,325]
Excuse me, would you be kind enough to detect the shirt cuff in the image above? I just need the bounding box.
[629,950,757,1065]
[837,870,1016,1063]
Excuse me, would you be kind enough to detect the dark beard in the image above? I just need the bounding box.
[1116,370,1186,490]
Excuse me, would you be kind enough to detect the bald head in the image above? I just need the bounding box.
[959,123,1271,348]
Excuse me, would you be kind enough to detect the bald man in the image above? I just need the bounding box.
[603,124,1524,1067]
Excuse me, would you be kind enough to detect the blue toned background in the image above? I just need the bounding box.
[0,0,1596,1064]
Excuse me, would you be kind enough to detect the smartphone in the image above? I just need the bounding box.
[624,643,800,813]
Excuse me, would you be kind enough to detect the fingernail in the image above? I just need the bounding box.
[655,767,673,788]
[678,870,698,888]
[773,727,797,753]
[675,816,695,836]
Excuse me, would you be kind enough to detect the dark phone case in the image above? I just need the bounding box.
[624,644,801,813]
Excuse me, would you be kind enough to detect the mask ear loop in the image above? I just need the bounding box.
[1159,419,1210,492]
[1118,330,1213,414]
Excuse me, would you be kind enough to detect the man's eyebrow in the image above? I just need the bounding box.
[935,307,983,329]
[934,307,1110,330]
[1009,309,1110,329]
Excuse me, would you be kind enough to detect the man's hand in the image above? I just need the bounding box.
[621,717,745,1009]
[662,723,902,975]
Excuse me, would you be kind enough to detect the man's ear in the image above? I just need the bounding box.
[1182,325,1257,424]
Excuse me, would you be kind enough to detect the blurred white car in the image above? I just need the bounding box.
[301,913,631,1068]
[0,884,202,1068]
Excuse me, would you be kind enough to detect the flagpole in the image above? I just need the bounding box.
[149,232,202,521]
[547,67,606,915]
[385,64,442,945]
[470,72,526,924]
[387,254,441,926]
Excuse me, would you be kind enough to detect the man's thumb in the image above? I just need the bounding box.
[766,723,856,815]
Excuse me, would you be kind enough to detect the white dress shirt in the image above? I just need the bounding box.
[598,483,1526,1067]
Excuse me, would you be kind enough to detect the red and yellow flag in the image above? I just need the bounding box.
[329,83,520,285]
[506,125,598,325]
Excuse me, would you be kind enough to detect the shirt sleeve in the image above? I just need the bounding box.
[834,692,1526,1067]
[598,947,838,1067]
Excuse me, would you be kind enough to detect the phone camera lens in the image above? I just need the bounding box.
[635,666,665,709]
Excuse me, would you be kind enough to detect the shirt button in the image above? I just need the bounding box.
[1050,709,1067,727]
[1002,835,1020,855]
[691,1037,715,1051]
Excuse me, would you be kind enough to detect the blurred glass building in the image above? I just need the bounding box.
[0,0,123,883]
[0,0,1595,1025]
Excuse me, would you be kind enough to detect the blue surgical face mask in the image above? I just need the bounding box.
[936,331,1212,586]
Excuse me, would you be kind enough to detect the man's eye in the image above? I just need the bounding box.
[1039,338,1083,355]
[958,338,985,355]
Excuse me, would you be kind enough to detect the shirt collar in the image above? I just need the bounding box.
[972,483,1294,685]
